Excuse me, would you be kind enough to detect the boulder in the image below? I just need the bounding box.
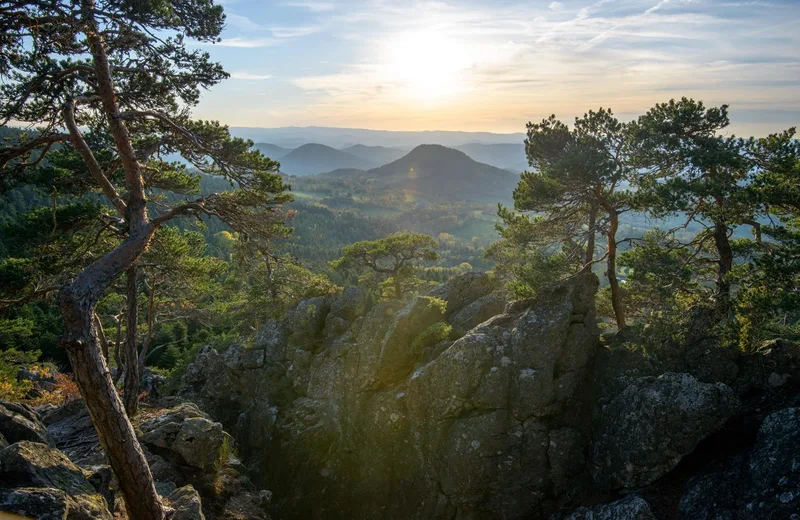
[428,271,495,318]
[140,403,233,471]
[592,372,740,489]
[0,399,54,447]
[0,441,112,519]
[167,485,205,520]
[449,293,506,333]
[560,495,655,520]
[284,296,330,345]
[740,407,800,518]
[679,455,742,520]
[0,487,69,520]
[328,286,368,321]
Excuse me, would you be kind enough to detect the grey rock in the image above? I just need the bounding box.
[428,271,495,318]
[0,441,112,519]
[140,403,232,471]
[168,485,205,520]
[592,372,740,489]
[328,286,368,321]
[561,495,655,520]
[449,293,506,333]
[0,487,69,520]
[740,407,800,518]
[679,455,742,520]
[284,296,330,345]
[0,399,54,447]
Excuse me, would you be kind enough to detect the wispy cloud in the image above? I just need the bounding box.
[549,1,564,11]
[282,1,336,12]
[270,26,321,38]
[230,72,273,80]
[214,37,279,48]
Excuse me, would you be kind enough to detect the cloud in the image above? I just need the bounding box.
[282,1,335,12]
[214,37,279,48]
[225,13,265,31]
[270,26,320,38]
[548,2,564,11]
[230,72,273,80]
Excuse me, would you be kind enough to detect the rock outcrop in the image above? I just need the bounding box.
[179,272,600,518]
[0,441,112,519]
[0,400,54,447]
[591,372,740,489]
[559,495,656,520]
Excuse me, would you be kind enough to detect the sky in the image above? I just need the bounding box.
[191,0,800,136]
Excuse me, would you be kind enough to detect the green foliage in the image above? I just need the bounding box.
[412,322,453,350]
[332,232,439,299]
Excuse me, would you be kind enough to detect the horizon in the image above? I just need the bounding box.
[192,0,800,137]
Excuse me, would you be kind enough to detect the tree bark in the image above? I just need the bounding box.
[58,227,164,520]
[112,313,123,385]
[584,204,597,273]
[606,210,627,328]
[124,266,140,416]
[138,280,156,371]
[713,219,733,315]
[93,313,109,362]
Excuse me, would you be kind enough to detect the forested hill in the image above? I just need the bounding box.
[365,144,520,203]
[340,144,406,168]
[278,143,371,176]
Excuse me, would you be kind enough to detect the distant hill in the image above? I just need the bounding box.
[278,143,371,176]
[455,143,527,173]
[253,143,292,160]
[230,126,526,149]
[340,144,406,168]
[366,144,519,202]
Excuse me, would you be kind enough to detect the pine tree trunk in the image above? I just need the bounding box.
[606,211,626,329]
[713,219,733,315]
[124,267,140,416]
[58,229,164,520]
[584,205,597,273]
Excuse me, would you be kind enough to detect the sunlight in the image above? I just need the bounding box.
[382,30,472,100]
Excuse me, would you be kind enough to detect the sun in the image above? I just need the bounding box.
[382,30,472,100]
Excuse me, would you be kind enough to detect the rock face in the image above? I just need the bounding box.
[560,495,656,520]
[0,441,112,519]
[180,272,599,518]
[0,399,54,447]
[740,407,800,517]
[140,402,233,471]
[592,372,740,489]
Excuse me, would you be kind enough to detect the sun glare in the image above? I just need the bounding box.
[382,30,472,101]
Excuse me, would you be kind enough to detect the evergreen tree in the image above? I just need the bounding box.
[0,1,290,517]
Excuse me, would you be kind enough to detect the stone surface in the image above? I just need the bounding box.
[0,399,54,447]
[181,273,600,519]
[449,293,507,333]
[427,271,496,318]
[168,485,205,520]
[140,403,232,471]
[740,407,800,518]
[0,441,112,519]
[592,372,740,489]
[0,487,69,520]
[560,495,656,520]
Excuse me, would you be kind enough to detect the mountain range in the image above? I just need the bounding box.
[232,125,525,149]
[257,140,526,176]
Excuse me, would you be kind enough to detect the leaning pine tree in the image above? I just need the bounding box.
[0,1,290,518]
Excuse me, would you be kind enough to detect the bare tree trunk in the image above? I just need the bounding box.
[58,228,164,520]
[93,313,109,362]
[124,267,140,416]
[606,210,626,328]
[713,219,733,316]
[112,313,123,385]
[583,204,597,273]
[138,281,156,371]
